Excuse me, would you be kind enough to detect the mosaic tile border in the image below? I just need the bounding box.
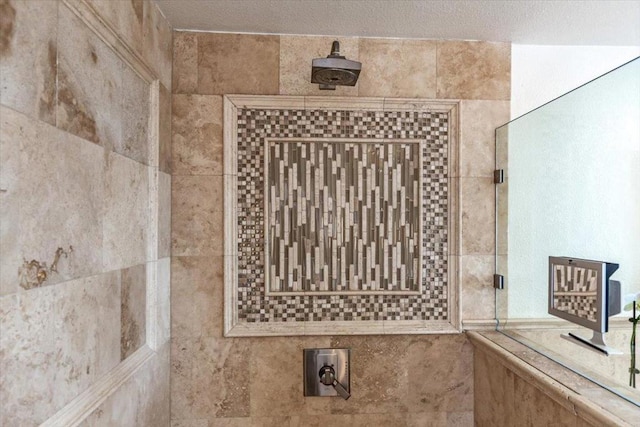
[224,96,460,336]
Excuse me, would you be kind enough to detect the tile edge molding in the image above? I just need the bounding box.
[41,346,155,427]
[466,331,635,427]
[223,94,462,337]
[62,0,157,84]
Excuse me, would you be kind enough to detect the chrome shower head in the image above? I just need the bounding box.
[311,41,361,90]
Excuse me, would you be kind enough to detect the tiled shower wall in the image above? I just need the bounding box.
[0,0,172,425]
[171,33,510,425]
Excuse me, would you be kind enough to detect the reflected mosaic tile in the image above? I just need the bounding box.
[236,108,449,321]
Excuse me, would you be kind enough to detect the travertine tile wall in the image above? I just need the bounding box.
[471,331,640,426]
[0,0,172,425]
[172,32,510,426]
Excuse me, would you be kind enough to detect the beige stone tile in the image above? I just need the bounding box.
[206,419,250,427]
[297,414,406,427]
[143,0,173,90]
[328,335,408,414]
[173,336,251,419]
[460,255,495,321]
[0,0,57,124]
[406,412,448,427]
[159,83,172,174]
[359,38,437,98]
[0,289,57,425]
[0,107,104,295]
[1,272,121,426]
[85,0,144,54]
[81,341,171,426]
[53,271,122,397]
[404,335,473,413]
[249,417,293,427]
[513,376,578,426]
[103,151,149,271]
[351,413,408,427]
[290,414,354,427]
[459,100,510,178]
[280,36,359,96]
[171,420,209,427]
[197,33,280,95]
[171,337,194,420]
[437,41,511,100]
[460,177,495,255]
[172,175,223,256]
[473,349,515,426]
[120,263,146,360]
[120,62,151,164]
[158,171,172,259]
[171,256,223,338]
[172,95,223,175]
[446,411,473,426]
[577,386,640,425]
[57,4,122,147]
[249,337,331,417]
[156,257,172,347]
[173,31,198,94]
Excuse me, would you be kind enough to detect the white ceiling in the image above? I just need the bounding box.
[155,0,640,46]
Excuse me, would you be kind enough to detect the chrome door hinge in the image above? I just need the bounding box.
[493,274,504,290]
[494,169,504,184]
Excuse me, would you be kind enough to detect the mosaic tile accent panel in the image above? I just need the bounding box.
[552,265,598,322]
[266,140,422,294]
[236,108,449,322]
[554,294,598,322]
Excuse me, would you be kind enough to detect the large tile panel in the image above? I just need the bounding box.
[460,255,495,321]
[0,107,104,296]
[159,83,172,174]
[172,95,223,176]
[84,0,144,55]
[81,342,171,426]
[0,0,57,124]
[172,31,198,94]
[56,4,122,147]
[171,336,251,419]
[171,256,223,339]
[120,62,151,165]
[459,100,510,178]
[143,0,173,90]
[513,376,578,426]
[103,151,150,271]
[404,335,473,412]
[460,177,495,255]
[1,272,121,426]
[473,349,514,426]
[171,175,223,257]
[358,38,437,98]
[197,33,280,95]
[437,41,510,100]
[120,263,147,360]
[158,171,172,259]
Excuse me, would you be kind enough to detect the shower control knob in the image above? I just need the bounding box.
[318,365,351,400]
[319,365,335,386]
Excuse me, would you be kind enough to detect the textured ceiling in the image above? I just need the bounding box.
[155,0,640,46]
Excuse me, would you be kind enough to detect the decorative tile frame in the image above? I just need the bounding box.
[224,95,460,336]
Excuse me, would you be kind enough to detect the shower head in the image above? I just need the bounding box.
[311,41,361,90]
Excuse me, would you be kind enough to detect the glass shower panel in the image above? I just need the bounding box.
[495,57,640,405]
